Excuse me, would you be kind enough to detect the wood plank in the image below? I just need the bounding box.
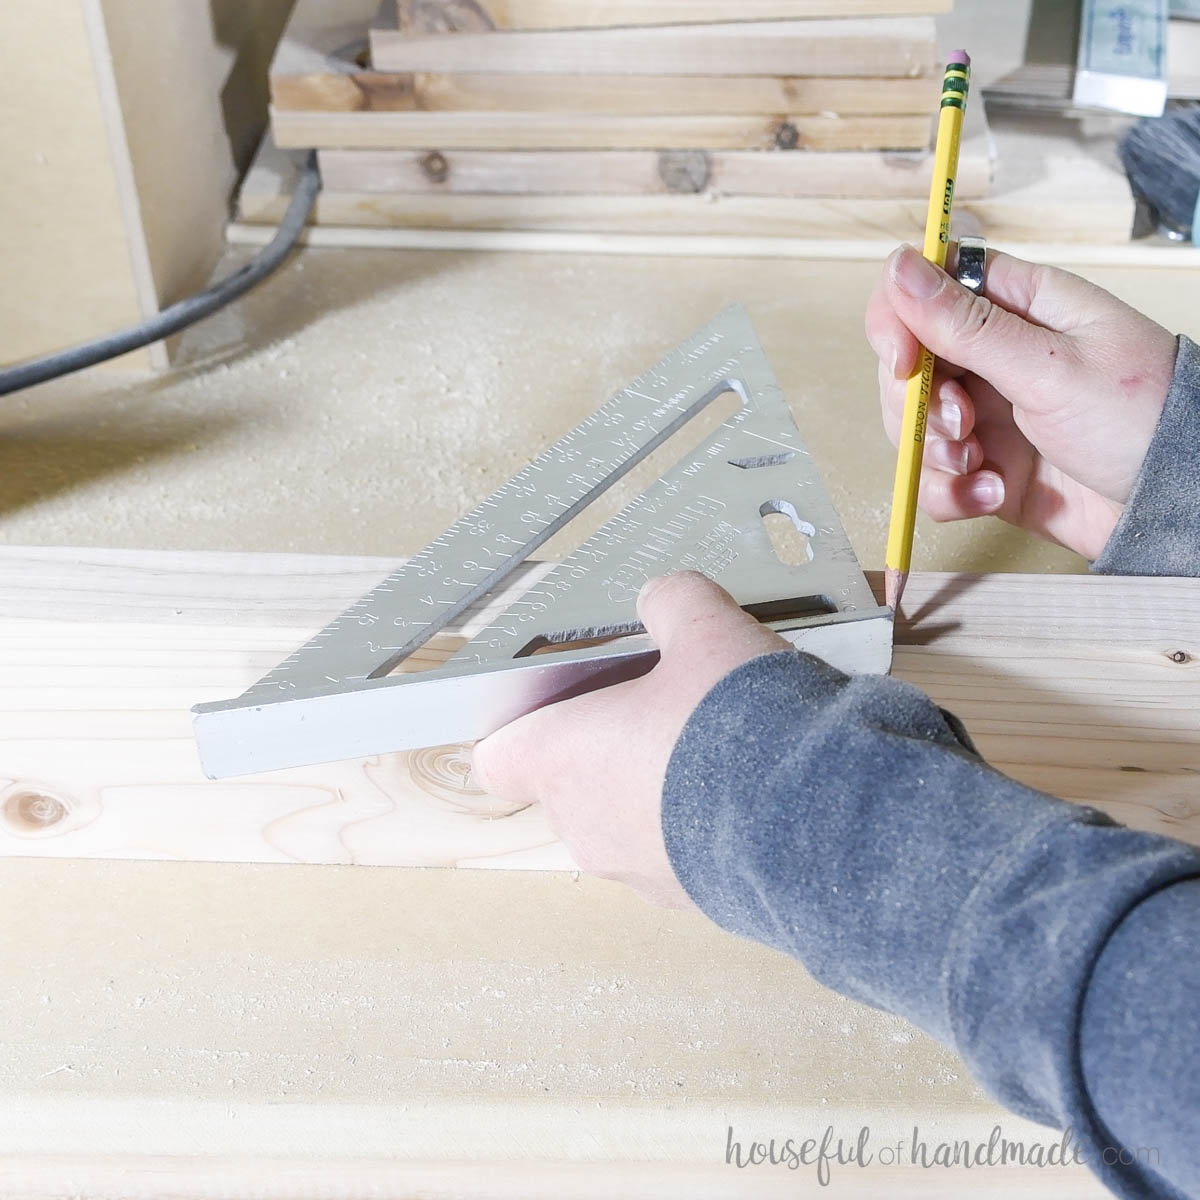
[272,0,939,115]
[237,182,1108,247]
[407,70,940,115]
[246,112,1135,245]
[272,108,932,151]
[239,186,941,239]
[270,0,418,112]
[369,15,938,77]
[317,143,992,199]
[288,113,934,154]
[227,222,1200,267]
[277,66,940,116]
[390,0,953,31]
[2,548,1198,868]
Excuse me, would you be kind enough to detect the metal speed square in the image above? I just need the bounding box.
[193,305,893,778]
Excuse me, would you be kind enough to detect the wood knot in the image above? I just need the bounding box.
[2,786,71,836]
[420,151,450,184]
[657,150,711,195]
[774,121,801,150]
[1168,649,1192,664]
[401,745,531,818]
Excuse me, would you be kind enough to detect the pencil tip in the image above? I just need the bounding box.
[885,568,908,614]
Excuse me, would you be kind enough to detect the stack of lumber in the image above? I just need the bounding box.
[241,0,1011,244]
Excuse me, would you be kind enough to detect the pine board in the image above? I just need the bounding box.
[2,547,1198,869]
[316,143,992,199]
[368,16,938,77]
[242,110,1135,245]
[271,108,932,151]
[276,67,940,117]
[271,0,939,116]
[237,184,957,240]
[269,0,416,113]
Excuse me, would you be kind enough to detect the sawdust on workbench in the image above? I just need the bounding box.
[0,245,1098,575]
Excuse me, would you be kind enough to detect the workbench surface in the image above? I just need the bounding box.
[3,246,1198,1199]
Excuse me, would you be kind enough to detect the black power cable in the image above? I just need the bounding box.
[0,152,321,398]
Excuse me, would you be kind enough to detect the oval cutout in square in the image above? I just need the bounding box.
[761,500,815,565]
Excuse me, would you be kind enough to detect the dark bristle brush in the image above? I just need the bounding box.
[1120,102,1200,243]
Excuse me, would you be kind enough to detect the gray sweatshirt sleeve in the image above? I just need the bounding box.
[1093,335,1200,575]
[661,336,1200,1199]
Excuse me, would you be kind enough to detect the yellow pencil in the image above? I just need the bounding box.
[884,50,971,613]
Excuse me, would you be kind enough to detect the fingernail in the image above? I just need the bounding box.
[893,247,944,300]
[938,398,963,441]
[967,471,1005,509]
[928,439,968,474]
[879,337,900,376]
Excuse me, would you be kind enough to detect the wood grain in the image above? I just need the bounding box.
[2,547,1197,868]
[369,15,938,77]
[272,0,939,117]
[410,71,940,116]
[276,66,940,117]
[270,0,416,113]
[243,187,945,236]
[245,110,1140,246]
[273,108,932,151]
[317,143,991,200]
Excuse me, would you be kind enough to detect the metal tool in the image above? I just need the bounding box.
[193,306,893,779]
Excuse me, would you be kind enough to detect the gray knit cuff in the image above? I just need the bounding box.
[1093,335,1200,576]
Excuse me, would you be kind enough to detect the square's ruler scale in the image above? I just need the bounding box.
[193,306,892,778]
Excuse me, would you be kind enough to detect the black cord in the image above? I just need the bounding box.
[0,152,321,398]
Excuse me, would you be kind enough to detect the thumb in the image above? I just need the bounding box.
[636,571,787,661]
[885,244,1068,396]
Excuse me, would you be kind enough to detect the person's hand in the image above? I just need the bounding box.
[865,245,1178,559]
[471,572,788,908]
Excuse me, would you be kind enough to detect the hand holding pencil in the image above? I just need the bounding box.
[883,50,972,612]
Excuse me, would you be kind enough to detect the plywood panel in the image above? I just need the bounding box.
[96,0,293,332]
[0,0,148,369]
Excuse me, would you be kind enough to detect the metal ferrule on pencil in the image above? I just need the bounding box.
[941,65,970,109]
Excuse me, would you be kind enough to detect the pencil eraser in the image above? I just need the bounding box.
[948,49,971,66]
